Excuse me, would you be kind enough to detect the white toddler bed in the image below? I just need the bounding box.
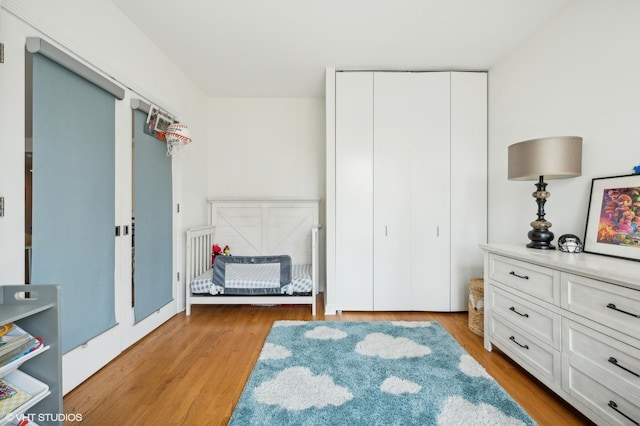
[185,198,320,315]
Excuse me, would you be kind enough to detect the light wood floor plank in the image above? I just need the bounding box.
[63,297,593,425]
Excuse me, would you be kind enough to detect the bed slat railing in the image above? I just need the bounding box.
[185,225,215,315]
[311,225,319,294]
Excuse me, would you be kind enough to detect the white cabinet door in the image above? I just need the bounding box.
[333,70,486,312]
[373,72,451,311]
[450,72,487,311]
[335,72,375,310]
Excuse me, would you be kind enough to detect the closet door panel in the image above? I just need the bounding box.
[450,72,487,311]
[335,72,374,310]
[408,72,451,311]
[373,72,451,311]
[372,72,414,310]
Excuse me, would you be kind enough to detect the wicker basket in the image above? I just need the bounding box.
[467,278,484,337]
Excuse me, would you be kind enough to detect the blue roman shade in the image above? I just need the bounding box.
[132,109,173,322]
[30,52,118,353]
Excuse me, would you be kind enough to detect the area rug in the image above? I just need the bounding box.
[229,321,536,425]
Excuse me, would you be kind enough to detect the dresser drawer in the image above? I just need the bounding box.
[562,273,640,341]
[563,360,640,426]
[490,286,560,349]
[564,319,640,398]
[489,314,559,384]
[488,254,558,303]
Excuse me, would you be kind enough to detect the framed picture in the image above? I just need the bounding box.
[584,174,640,261]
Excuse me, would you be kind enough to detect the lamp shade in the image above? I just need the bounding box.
[508,136,582,181]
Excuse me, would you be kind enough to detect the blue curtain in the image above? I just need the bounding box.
[31,54,117,353]
[133,110,173,322]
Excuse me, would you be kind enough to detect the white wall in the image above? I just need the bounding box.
[0,0,209,392]
[207,98,325,200]
[488,0,640,246]
[207,98,326,290]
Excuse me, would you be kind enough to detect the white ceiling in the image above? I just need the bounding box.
[110,0,568,98]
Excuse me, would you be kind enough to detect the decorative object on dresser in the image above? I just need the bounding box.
[557,234,583,253]
[481,243,640,425]
[230,320,535,425]
[508,136,583,250]
[583,174,640,261]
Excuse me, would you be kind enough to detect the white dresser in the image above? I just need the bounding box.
[481,243,640,425]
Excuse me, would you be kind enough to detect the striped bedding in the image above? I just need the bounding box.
[190,263,313,296]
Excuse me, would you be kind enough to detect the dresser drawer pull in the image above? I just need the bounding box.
[606,303,640,318]
[608,400,639,425]
[509,335,529,350]
[608,357,640,377]
[509,271,529,280]
[509,306,529,318]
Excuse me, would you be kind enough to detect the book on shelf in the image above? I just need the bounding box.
[0,376,31,416]
[0,325,38,367]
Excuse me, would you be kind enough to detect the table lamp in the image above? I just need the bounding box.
[508,136,583,249]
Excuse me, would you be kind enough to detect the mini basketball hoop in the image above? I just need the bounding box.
[164,123,192,157]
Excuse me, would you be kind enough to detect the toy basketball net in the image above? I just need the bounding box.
[164,123,192,156]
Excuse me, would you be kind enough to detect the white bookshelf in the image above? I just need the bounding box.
[0,285,61,426]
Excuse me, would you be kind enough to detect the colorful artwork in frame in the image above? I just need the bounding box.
[584,174,640,261]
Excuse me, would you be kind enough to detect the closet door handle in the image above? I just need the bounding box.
[606,303,640,318]
[608,357,640,377]
[509,336,529,350]
[509,271,529,280]
[385,226,388,237]
[608,401,639,425]
[509,306,529,318]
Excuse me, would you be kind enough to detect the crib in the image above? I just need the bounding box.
[185,198,320,315]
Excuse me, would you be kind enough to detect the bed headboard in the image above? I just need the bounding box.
[208,198,320,265]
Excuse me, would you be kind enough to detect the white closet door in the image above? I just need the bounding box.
[450,72,487,310]
[335,72,374,310]
[409,72,451,311]
[372,72,413,310]
[373,72,451,311]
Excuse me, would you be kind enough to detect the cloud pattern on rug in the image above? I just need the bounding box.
[438,396,527,426]
[304,325,348,340]
[273,320,307,327]
[253,366,354,410]
[459,354,492,379]
[355,332,431,359]
[380,376,422,395]
[231,321,535,425]
[391,320,433,328]
[259,342,291,361]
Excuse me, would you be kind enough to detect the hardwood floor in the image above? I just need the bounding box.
[63,297,594,425]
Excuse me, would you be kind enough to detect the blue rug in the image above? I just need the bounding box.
[229,321,536,425]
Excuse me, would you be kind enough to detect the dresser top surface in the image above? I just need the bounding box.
[481,243,640,291]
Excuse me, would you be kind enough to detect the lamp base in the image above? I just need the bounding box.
[527,226,555,250]
[525,177,556,250]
